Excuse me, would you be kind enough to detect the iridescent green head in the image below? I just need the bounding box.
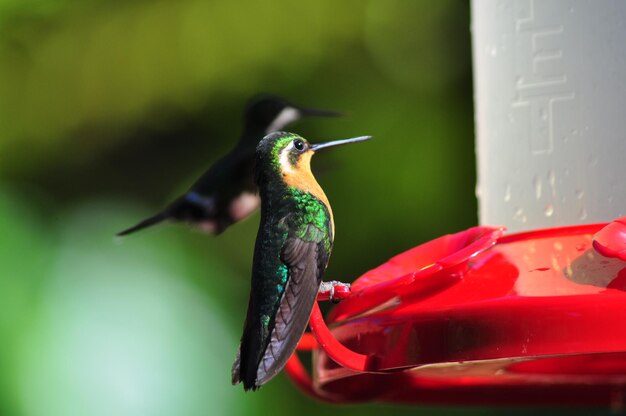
[254,131,372,190]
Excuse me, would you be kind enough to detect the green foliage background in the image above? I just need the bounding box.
[0,1,612,415]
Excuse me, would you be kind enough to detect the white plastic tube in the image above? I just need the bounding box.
[472,0,626,232]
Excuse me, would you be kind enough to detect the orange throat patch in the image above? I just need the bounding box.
[280,150,335,235]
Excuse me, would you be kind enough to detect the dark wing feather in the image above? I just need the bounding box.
[233,222,330,390]
[254,235,325,386]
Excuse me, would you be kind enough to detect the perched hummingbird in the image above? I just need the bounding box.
[117,96,341,236]
[232,131,371,391]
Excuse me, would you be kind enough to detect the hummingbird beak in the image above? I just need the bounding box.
[310,136,372,152]
[296,105,343,118]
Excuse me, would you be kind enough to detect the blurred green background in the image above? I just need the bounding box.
[0,1,613,415]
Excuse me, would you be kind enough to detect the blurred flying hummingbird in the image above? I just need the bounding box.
[117,96,341,236]
[232,131,372,391]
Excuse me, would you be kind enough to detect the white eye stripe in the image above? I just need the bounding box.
[279,144,296,173]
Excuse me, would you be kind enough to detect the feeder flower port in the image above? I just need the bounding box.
[286,217,626,406]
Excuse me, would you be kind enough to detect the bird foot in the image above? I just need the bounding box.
[318,281,351,303]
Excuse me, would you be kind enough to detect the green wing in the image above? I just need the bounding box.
[255,223,330,387]
[233,201,332,390]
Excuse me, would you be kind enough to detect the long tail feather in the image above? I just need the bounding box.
[117,212,168,236]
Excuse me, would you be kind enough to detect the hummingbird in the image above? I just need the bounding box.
[231,131,372,391]
[117,95,341,236]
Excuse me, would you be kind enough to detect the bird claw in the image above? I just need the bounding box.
[318,281,351,303]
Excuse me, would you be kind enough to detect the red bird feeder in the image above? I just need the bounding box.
[285,217,626,406]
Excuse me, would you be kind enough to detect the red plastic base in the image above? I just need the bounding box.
[286,220,626,406]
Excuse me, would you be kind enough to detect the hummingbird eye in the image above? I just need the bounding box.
[293,139,305,152]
